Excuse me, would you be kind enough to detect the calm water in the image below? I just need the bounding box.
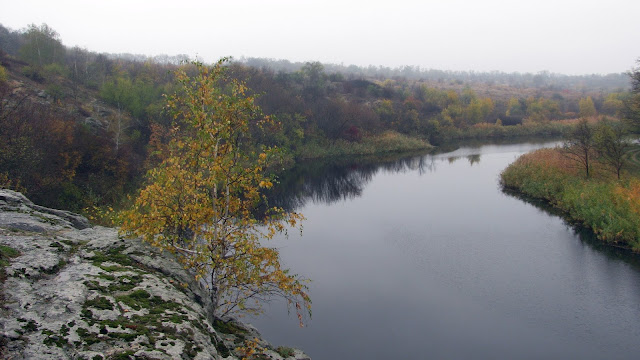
[248,141,640,360]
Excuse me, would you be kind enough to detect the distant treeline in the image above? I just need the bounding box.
[240,57,630,92]
[0,23,636,212]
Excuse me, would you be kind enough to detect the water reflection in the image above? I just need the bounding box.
[502,188,640,271]
[467,154,481,165]
[251,140,640,360]
[268,140,565,212]
[267,153,437,211]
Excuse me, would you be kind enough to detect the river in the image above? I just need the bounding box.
[247,140,640,360]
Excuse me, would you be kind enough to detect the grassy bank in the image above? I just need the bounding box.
[500,147,640,250]
[437,120,581,142]
[296,131,432,160]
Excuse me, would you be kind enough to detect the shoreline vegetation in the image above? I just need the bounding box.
[436,119,579,141]
[295,130,433,159]
[294,120,583,160]
[500,146,640,251]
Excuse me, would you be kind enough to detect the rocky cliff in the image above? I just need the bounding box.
[0,189,309,360]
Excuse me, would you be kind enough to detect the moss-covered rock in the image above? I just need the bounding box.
[0,189,310,360]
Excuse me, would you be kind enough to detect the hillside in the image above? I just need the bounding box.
[0,54,134,136]
[0,23,636,214]
[0,52,144,211]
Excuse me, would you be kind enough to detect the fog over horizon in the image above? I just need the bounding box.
[1,0,639,76]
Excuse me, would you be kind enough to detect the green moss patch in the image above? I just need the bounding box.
[42,259,67,275]
[88,246,148,273]
[21,319,38,332]
[108,350,135,359]
[213,318,248,335]
[49,241,66,252]
[84,296,115,310]
[107,274,143,292]
[0,245,20,283]
[115,289,181,314]
[215,340,231,358]
[1,245,21,259]
[276,346,295,357]
[89,246,133,268]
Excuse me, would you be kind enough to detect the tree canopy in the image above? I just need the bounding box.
[18,23,65,67]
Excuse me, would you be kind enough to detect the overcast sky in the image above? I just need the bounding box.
[1,0,638,75]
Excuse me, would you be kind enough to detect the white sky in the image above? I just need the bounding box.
[1,0,638,75]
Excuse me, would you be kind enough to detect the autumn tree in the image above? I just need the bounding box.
[563,118,595,177]
[120,60,311,323]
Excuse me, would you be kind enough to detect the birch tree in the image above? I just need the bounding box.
[121,60,310,324]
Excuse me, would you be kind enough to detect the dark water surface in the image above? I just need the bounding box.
[248,141,640,360]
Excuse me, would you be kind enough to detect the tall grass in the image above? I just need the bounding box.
[439,121,576,141]
[501,148,640,250]
[296,131,432,160]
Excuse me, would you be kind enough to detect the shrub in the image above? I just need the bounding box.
[42,63,67,77]
[22,66,44,82]
[46,83,64,101]
[0,65,7,83]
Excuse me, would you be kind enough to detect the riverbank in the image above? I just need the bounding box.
[295,131,432,160]
[0,189,309,360]
[295,122,579,160]
[500,147,640,251]
[437,120,580,142]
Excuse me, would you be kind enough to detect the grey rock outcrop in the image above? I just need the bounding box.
[0,189,309,360]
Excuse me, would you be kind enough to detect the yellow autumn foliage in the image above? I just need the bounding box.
[120,59,310,324]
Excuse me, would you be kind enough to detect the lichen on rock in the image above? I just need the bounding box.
[0,189,310,360]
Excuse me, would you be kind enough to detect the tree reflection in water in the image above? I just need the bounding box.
[265,152,437,212]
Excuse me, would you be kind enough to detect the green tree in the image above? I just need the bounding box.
[579,96,597,118]
[120,60,311,323]
[465,97,494,124]
[505,97,524,118]
[442,104,464,128]
[526,97,560,122]
[602,93,625,116]
[460,87,477,105]
[18,23,65,67]
[624,59,640,130]
[300,61,326,99]
[374,99,395,126]
[100,75,134,151]
[416,85,448,112]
